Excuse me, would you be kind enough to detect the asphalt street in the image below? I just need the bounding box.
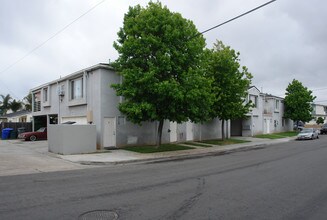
[1,136,327,219]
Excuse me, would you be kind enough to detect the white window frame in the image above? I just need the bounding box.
[43,87,48,102]
[275,99,280,112]
[42,86,51,107]
[33,91,42,112]
[249,95,258,108]
[70,77,84,100]
[68,74,87,107]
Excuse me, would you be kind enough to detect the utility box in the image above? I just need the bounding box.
[48,124,96,155]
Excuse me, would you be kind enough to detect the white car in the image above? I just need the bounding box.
[296,128,319,140]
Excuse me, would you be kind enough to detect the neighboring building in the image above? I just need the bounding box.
[308,103,327,125]
[0,110,32,123]
[231,87,293,137]
[31,63,227,149]
[231,86,263,136]
[262,94,292,134]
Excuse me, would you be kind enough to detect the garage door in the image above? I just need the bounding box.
[61,116,87,125]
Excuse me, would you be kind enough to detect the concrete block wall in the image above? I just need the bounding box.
[48,124,96,155]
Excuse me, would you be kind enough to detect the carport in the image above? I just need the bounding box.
[33,114,58,131]
[33,116,47,131]
[231,119,243,136]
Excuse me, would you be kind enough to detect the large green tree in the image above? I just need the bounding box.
[112,2,213,146]
[206,41,253,140]
[284,79,315,125]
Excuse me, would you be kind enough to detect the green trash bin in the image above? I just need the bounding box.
[10,131,17,139]
[18,127,26,135]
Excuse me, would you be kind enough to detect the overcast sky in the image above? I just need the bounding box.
[1,0,326,104]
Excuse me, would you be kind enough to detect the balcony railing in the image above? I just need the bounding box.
[33,101,41,112]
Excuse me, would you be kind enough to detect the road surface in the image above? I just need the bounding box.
[1,136,327,219]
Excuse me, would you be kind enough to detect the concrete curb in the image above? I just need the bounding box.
[76,138,294,166]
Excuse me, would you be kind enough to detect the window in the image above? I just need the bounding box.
[275,100,280,110]
[70,77,83,100]
[43,87,48,102]
[249,95,258,108]
[118,116,126,125]
[33,91,41,112]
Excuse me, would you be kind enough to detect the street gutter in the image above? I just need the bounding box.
[77,140,290,166]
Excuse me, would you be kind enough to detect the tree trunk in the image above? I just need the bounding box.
[156,119,164,147]
[221,120,225,141]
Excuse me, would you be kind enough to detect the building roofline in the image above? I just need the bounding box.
[30,63,114,92]
[312,103,327,107]
[248,85,261,93]
[260,93,284,100]
[1,110,31,118]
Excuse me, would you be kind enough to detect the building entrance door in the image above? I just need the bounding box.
[103,117,116,147]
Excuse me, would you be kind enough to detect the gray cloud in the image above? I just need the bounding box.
[0,0,326,104]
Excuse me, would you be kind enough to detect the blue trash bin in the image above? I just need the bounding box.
[2,128,13,139]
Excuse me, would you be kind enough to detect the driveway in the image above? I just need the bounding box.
[0,139,88,176]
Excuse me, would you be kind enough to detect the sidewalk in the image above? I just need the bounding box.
[59,137,295,165]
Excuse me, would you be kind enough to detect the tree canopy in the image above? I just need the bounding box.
[206,40,253,139]
[0,94,12,115]
[24,93,32,111]
[0,93,30,115]
[112,2,213,145]
[284,79,315,123]
[316,117,324,125]
[9,99,23,113]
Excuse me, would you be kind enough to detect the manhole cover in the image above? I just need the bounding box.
[78,210,118,220]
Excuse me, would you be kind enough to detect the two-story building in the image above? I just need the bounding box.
[231,87,293,137]
[308,103,327,125]
[231,86,263,136]
[262,94,292,133]
[31,63,227,149]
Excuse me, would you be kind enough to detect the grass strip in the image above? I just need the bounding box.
[183,142,213,147]
[197,138,250,145]
[254,131,298,139]
[123,144,194,153]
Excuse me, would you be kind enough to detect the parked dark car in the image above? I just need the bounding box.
[321,124,327,134]
[18,127,47,141]
[294,121,305,131]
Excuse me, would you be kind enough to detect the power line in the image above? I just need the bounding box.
[312,87,327,92]
[0,0,107,76]
[0,79,19,99]
[0,0,107,100]
[0,0,275,99]
[197,0,276,36]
